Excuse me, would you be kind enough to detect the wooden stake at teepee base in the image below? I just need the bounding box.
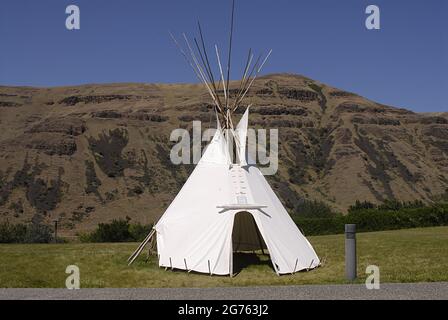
[127,0,320,276]
[293,258,299,274]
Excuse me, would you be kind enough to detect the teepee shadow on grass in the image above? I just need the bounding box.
[232,252,274,276]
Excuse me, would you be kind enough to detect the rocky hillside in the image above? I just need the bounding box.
[0,74,447,234]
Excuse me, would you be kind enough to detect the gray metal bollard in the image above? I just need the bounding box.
[345,224,357,281]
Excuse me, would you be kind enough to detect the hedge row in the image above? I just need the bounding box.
[294,203,448,236]
[0,221,54,243]
[2,204,447,243]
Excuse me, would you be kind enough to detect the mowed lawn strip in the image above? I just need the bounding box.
[0,226,447,288]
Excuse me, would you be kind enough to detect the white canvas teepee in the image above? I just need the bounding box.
[154,108,319,275]
[128,0,320,275]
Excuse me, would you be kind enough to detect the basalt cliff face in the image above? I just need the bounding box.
[0,74,447,234]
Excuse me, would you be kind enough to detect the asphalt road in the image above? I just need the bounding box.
[0,282,447,300]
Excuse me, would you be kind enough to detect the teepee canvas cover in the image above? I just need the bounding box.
[153,108,319,275]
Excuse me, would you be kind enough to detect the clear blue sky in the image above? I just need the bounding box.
[0,0,446,112]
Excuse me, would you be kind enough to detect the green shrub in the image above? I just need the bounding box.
[23,223,53,243]
[348,200,375,213]
[292,199,337,218]
[0,221,53,243]
[129,223,152,242]
[295,216,346,236]
[377,199,425,211]
[348,199,426,214]
[89,218,131,242]
[80,217,152,243]
[78,232,93,243]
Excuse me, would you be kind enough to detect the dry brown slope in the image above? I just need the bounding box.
[0,74,447,234]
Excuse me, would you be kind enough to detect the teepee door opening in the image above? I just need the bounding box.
[231,211,270,275]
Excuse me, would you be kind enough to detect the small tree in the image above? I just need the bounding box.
[23,223,53,243]
[293,199,336,218]
[89,218,132,242]
[0,220,53,243]
[348,200,376,214]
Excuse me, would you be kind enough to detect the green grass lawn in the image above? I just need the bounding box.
[0,226,447,288]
